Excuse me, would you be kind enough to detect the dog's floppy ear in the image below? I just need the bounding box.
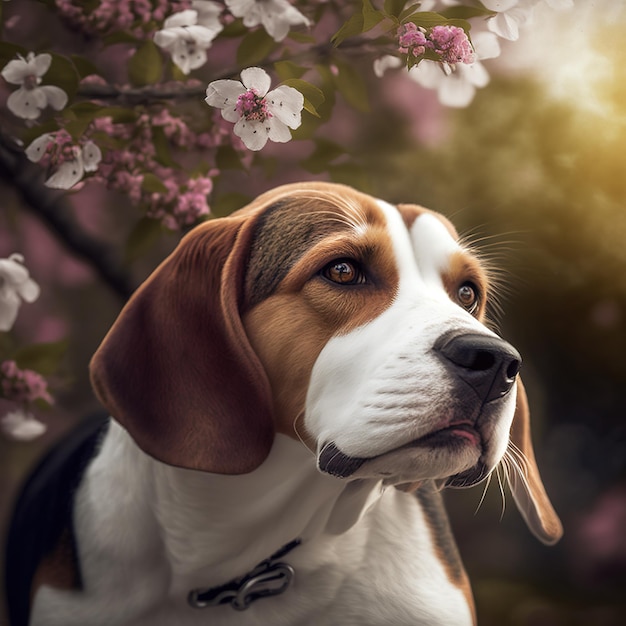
[90,213,274,474]
[508,379,563,544]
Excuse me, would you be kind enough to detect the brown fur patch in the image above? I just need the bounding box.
[415,485,477,624]
[441,250,489,322]
[243,191,399,439]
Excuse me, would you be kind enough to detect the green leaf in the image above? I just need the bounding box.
[64,116,94,141]
[331,13,365,47]
[236,29,277,67]
[151,125,176,167]
[128,40,163,87]
[332,0,385,46]
[332,60,369,113]
[384,0,407,18]
[361,0,385,31]
[14,341,68,377]
[70,55,101,79]
[142,172,168,193]
[220,18,249,38]
[44,53,80,100]
[274,60,307,81]
[0,41,27,66]
[125,217,163,263]
[280,79,325,117]
[286,32,316,44]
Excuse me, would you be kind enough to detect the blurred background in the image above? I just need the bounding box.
[1,1,626,624]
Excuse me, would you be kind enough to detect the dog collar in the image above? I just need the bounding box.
[187,538,301,611]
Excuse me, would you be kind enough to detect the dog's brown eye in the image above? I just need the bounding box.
[322,260,365,285]
[458,282,479,313]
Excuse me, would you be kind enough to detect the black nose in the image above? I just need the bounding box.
[435,333,521,403]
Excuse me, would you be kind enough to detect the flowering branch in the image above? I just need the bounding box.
[0,134,136,300]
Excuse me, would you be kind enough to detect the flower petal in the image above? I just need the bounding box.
[224,0,256,19]
[82,141,102,172]
[266,117,292,143]
[408,60,443,89]
[205,79,245,121]
[6,87,46,119]
[45,158,84,189]
[17,277,40,303]
[39,85,68,111]
[233,118,270,150]
[1,57,31,85]
[163,9,198,29]
[0,294,20,332]
[240,67,271,97]
[170,38,195,74]
[25,133,52,163]
[31,53,52,78]
[266,85,304,129]
[192,0,224,32]
[184,24,219,46]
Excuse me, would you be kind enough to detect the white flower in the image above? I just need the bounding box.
[205,67,304,150]
[154,1,223,74]
[225,0,310,42]
[483,0,538,41]
[373,55,402,78]
[1,52,67,120]
[25,135,102,190]
[0,253,40,331]
[408,31,501,107]
[1,409,46,441]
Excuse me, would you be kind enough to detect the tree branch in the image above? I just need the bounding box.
[0,134,136,301]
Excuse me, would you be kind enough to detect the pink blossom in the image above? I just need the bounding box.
[0,360,53,405]
[398,23,430,57]
[429,25,475,64]
[54,0,193,38]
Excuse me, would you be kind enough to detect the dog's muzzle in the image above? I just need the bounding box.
[317,333,522,484]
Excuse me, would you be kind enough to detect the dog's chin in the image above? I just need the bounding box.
[318,428,490,487]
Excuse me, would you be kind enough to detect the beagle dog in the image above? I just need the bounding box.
[6,181,562,626]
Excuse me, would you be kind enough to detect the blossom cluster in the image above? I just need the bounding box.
[398,23,475,65]
[26,131,102,190]
[0,52,67,120]
[375,0,573,107]
[0,361,53,405]
[54,0,194,38]
[0,256,49,442]
[89,111,222,229]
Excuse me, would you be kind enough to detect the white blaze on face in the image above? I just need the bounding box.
[305,201,499,465]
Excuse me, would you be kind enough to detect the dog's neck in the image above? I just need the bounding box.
[144,432,383,590]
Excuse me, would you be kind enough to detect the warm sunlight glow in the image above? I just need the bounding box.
[501,1,626,124]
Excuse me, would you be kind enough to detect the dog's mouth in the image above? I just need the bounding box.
[318,422,486,485]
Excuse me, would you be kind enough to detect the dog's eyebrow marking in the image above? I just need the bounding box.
[244,193,383,309]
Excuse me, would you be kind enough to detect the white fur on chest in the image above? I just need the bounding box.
[31,424,472,626]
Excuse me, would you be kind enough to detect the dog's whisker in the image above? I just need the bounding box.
[495,463,507,521]
[474,472,492,515]
[292,411,317,457]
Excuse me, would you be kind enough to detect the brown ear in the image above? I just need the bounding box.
[89,214,274,474]
[507,379,563,544]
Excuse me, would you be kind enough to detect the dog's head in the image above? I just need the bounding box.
[90,181,562,544]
